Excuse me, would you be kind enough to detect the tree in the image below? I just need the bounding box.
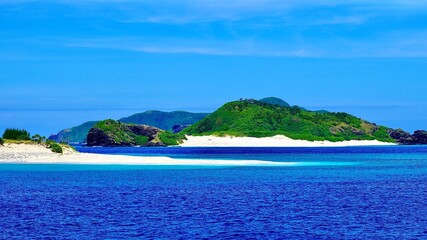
[2,128,31,140]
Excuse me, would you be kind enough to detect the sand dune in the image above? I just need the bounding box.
[180,135,396,147]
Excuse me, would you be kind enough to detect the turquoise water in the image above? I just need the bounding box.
[1,146,427,238]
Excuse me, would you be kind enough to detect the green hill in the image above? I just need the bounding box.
[182,100,394,142]
[119,111,209,130]
[49,121,98,143]
[259,97,290,107]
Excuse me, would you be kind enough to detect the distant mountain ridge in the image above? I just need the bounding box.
[119,111,209,131]
[49,121,98,143]
[49,111,209,143]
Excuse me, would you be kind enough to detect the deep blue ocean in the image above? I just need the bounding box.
[1,146,427,239]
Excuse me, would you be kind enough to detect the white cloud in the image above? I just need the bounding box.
[61,37,323,57]
[313,16,368,25]
[58,31,427,58]
[2,0,427,58]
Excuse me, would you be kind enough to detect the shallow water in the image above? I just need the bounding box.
[1,146,427,239]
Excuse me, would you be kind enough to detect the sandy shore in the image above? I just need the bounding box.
[0,143,294,166]
[180,135,396,147]
[0,136,395,166]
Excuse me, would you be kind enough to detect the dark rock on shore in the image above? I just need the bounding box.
[412,130,427,144]
[388,129,427,145]
[144,141,166,147]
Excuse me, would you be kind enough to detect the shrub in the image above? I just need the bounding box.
[50,143,63,153]
[134,135,149,146]
[3,128,31,140]
[159,132,186,146]
[0,137,4,145]
[45,140,55,148]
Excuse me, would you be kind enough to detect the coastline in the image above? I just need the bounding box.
[180,135,396,147]
[0,143,295,166]
[0,136,395,166]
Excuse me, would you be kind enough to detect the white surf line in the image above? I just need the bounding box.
[20,159,298,166]
[28,158,359,167]
[160,159,360,167]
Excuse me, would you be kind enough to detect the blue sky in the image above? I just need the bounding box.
[1,0,427,136]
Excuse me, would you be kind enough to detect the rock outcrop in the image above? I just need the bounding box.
[128,125,162,142]
[412,130,427,144]
[388,129,427,145]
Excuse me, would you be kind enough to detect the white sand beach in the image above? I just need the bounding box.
[180,135,396,147]
[0,143,294,166]
[0,136,395,166]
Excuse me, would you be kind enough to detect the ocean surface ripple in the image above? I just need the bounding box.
[1,146,427,239]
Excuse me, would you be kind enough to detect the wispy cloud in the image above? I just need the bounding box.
[61,37,324,57]
[313,16,368,25]
[2,0,427,58]
[351,30,427,58]
[58,30,427,58]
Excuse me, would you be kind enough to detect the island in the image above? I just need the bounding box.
[81,97,427,147]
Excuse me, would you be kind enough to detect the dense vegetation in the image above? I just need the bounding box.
[119,111,209,131]
[2,128,31,140]
[0,137,3,145]
[183,100,395,142]
[49,121,98,143]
